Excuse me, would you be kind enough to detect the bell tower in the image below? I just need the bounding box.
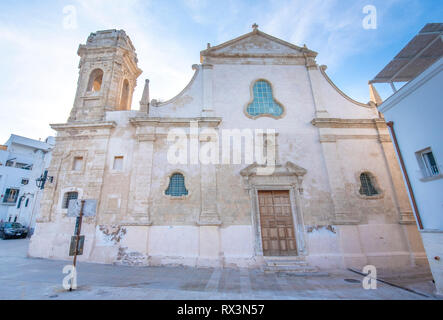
[68,29,142,122]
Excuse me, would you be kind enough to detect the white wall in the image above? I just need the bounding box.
[0,135,54,227]
[379,57,443,295]
[380,58,443,230]
[0,149,32,221]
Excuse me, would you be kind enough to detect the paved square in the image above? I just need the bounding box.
[0,239,439,300]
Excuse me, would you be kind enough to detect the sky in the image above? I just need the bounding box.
[0,0,442,143]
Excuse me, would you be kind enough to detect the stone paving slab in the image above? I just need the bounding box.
[0,238,440,300]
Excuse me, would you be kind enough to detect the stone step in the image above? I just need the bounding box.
[264,256,306,261]
[264,265,317,272]
[264,256,308,267]
[263,265,328,276]
[265,260,309,267]
[262,256,327,276]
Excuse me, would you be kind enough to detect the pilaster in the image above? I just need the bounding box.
[201,64,215,117]
[124,126,155,225]
[374,120,415,224]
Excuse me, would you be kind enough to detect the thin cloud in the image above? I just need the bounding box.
[0,0,436,142]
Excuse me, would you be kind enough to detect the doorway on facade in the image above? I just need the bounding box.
[258,190,297,256]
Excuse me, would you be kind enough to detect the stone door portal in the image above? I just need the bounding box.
[258,190,297,256]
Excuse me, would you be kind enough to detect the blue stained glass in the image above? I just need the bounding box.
[246,80,283,117]
[165,173,188,197]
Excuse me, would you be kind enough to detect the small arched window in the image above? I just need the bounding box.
[86,69,103,92]
[165,173,188,197]
[119,79,130,110]
[62,191,78,209]
[359,173,378,196]
[246,80,284,118]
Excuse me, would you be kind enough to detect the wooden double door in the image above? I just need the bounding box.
[258,190,297,256]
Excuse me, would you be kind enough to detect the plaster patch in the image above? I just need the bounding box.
[96,225,127,246]
[115,247,148,266]
[306,225,336,234]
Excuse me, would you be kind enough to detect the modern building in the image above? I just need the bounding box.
[29,27,427,271]
[374,23,443,294]
[0,134,54,232]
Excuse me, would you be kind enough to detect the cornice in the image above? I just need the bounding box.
[200,29,317,58]
[240,161,307,177]
[129,117,222,127]
[319,134,390,143]
[50,121,116,131]
[203,56,307,66]
[150,64,200,108]
[311,118,381,129]
[319,65,372,108]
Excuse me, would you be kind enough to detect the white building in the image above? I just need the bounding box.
[375,23,443,294]
[0,134,54,232]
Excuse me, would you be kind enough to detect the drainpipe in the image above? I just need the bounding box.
[386,121,423,230]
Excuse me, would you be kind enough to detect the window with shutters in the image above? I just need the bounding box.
[416,148,441,180]
[3,188,19,204]
[17,196,23,208]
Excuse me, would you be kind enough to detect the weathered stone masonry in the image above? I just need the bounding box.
[29,28,427,269]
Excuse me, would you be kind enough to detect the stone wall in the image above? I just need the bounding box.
[28,28,427,270]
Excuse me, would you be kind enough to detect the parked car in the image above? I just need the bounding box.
[0,222,28,239]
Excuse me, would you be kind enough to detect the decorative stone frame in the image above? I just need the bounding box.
[162,170,191,200]
[82,66,104,101]
[59,186,84,216]
[69,151,88,174]
[244,78,286,120]
[85,68,104,94]
[109,155,125,174]
[103,194,121,215]
[240,161,308,257]
[118,78,132,111]
[355,170,384,200]
[415,147,443,182]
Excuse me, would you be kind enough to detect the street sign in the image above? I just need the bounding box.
[68,199,88,292]
[67,199,97,217]
[74,217,81,235]
[69,235,85,256]
[67,199,80,217]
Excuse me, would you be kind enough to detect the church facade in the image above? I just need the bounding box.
[28,27,427,270]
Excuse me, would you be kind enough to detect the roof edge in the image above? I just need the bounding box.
[200,29,317,58]
[319,66,372,109]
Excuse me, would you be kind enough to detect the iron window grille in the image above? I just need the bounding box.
[165,173,188,197]
[62,192,78,209]
[246,80,283,117]
[359,173,378,196]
